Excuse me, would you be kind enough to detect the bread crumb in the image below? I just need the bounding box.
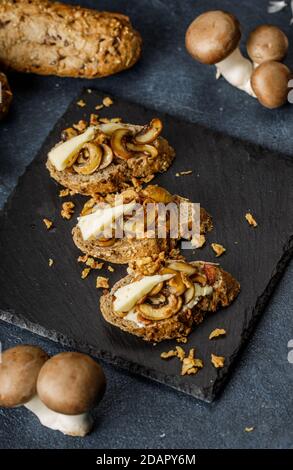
[103,96,113,107]
[191,234,206,248]
[43,218,53,230]
[90,113,99,125]
[142,174,155,184]
[95,104,104,110]
[77,99,86,108]
[160,349,177,359]
[211,354,225,368]
[61,201,75,220]
[59,189,70,197]
[181,349,203,376]
[73,120,87,131]
[87,89,92,94]
[176,170,193,176]
[86,257,104,269]
[209,328,226,340]
[78,254,88,263]
[108,266,115,272]
[211,243,226,257]
[176,346,186,361]
[245,427,254,433]
[48,258,54,267]
[96,276,109,289]
[245,212,257,227]
[176,337,188,344]
[81,267,91,279]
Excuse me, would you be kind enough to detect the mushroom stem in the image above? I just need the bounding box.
[25,395,93,437]
[215,48,256,97]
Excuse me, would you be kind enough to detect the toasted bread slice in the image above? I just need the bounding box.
[72,186,213,264]
[100,260,240,342]
[46,121,175,195]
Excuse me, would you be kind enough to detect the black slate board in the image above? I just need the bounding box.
[0,89,293,402]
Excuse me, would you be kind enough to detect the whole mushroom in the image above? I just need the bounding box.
[0,345,49,407]
[0,346,106,437]
[35,352,106,436]
[185,10,255,96]
[247,25,288,67]
[251,60,291,108]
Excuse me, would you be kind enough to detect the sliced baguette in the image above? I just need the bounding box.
[46,123,175,195]
[100,261,240,342]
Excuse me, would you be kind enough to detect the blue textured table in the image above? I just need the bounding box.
[0,0,293,449]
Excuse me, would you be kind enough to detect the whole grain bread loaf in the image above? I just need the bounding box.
[0,0,142,78]
[100,261,240,342]
[0,72,12,119]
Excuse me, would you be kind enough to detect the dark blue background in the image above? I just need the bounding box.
[0,0,293,448]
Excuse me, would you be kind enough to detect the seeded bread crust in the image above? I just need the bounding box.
[0,0,142,78]
[100,262,240,342]
[72,202,212,264]
[0,72,12,119]
[46,124,175,195]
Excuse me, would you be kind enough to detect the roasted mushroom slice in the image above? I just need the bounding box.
[73,142,103,175]
[127,142,158,159]
[99,144,114,169]
[183,278,195,304]
[138,294,182,321]
[166,261,196,276]
[149,281,164,296]
[96,237,116,247]
[111,128,133,160]
[134,118,163,144]
[168,272,187,296]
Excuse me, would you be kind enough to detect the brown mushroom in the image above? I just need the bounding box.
[247,25,288,66]
[185,10,254,95]
[99,143,113,169]
[251,60,291,108]
[134,118,163,144]
[168,272,187,296]
[111,128,133,160]
[73,142,103,175]
[127,142,158,159]
[166,260,196,276]
[138,294,182,320]
[0,345,49,408]
[141,185,173,203]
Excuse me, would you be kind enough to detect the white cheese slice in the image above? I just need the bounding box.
[77,202,136,241]
[48,126,96,171]
[113,274,175,313]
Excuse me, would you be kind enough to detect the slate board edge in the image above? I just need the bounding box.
[0,87,293,402]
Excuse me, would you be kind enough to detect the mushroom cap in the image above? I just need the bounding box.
[0,345,49,407]
[247,25,288,64]
[185,10,241,65]
[37,352,106,415]
[251,61,291,109]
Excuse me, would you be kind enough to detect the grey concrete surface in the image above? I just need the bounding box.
[0,0,293,449]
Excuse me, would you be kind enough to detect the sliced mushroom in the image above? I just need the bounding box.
[138,294,182,321]
[134,118,163,144]
[168,272,187,296]
[99,144,114,169]
[191,273,207,286]
[149,281,164,296]
[184,284,195,304]
[141,185,173,203]
[166,261,196,275]
[111,128,133,160]
[127,142,158,159]
[73,142,102,175]
[98,122,128,135]
[96,237,116,247]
